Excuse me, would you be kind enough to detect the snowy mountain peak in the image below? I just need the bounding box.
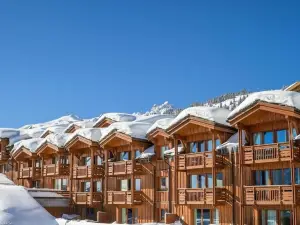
[137,101,182,116]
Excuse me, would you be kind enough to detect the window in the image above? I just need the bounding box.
[120,152,130,161]
[256,169,291,185]
[295,168,300,184]
[213,209,219,225]
[35,160,41,168]
[135,150,141,158]
[83,182,90,192]
[190,174,211,188]
[94,181,102,192]
[161,146,169,158]
[207,140,213,151]
[261,209,276,225]
[199,141,205,152]
[254,170,269,185]
[95,156,102,165]
[216,173,223,187]
[160,177,168,190]
[194,209,211,225]
[190,142,197,153]
[276,130,288,143]
[292,128,297,138]
[121,179,131,191]
[62,179,68,191]
[61,156,69,165]
[215,139,221,148]
[253,133,262,145]
[283,168,291,185]
[272,169,282,185]
[83,157,91,166]
[207,174,213,188]
[190,175,198,188]
[32,180,40,188]
[280,210,292,225]
[263,131,273,144]
[135,179,141,191]
[160,209,166,222]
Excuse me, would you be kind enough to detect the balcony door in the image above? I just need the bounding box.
[121,208,138,224]
[261,209,292,225]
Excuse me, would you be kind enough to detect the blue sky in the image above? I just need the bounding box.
[0,0,299,127]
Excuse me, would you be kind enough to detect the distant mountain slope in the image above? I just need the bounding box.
[134,101,183,116]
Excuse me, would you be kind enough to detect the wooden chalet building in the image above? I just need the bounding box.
[1,85,300,225]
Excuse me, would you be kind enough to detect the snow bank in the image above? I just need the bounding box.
[167,106,231,129]
[147,117,175,134]
[0,174,58,225]
[216,131,246,153]
[94,113,137,127]
[228,90,300,120]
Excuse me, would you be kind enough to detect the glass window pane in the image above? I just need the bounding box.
[96,156,102,165]
[199,175,206,188]
[272,169,282,185]
[62,179,68,191]
[199,141,205,152]
[207,140,213,151]
[135,179,141,191]
[121,152,129,161]
[190,175,198,188]
[254,133,262,145]
[207,174,213,188]
[85,157,91,166]
[263,131,274,144]
[203,209,211,225]
[84,182,90,192]
[267,210,277,225]
[95,181,101,192]
[121,180,129,191]
[216,173,223,187]
[295,168,300,184]
[161,209,166,221]
[293,128,297,138]
[215,139,221,148]
[190,142,197,153]
[276,130,288,143]
[283,168,291,185]
[280,210,291,225]
[213,209,219,225]
[135,150,141,158]
[122,208,127,224]
[195,209,201,225]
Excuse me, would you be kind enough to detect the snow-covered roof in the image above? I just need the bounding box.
[136,145,155,160]
[93,113,137,127]
[0,128,20,139]
[66,128,105,145]
[228,90,300,120]
[167,106,231,129]
[0,174,58,225]
[100,121,153,142]
[164,145,184,157]
[0,174,14,185]
[135,114,175,124]
[40,125,68,137]
[285,81,300,91]
[147,117,175,135]
[27,189,66,198]
[64,119,97,132]
[12,138,45,154]
[216,131,246,153]
[37,133,71,151]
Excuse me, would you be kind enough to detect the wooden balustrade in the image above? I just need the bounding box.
[178,151,223,170]
[72,192,103,206]
[178,188,225,205]
[108,160,143,176]
[19,167,41,179]
[243,142,292,164]
[73,165,104,179]
[43,164,69,176]
[107,191,142,205]
[244,185,293,205]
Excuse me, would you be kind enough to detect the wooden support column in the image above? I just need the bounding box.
[31,158,36,186]
[41,155,44,188]
[174,136,178,206]
[212,131,216,206]
[69,152,74,198]
[57,153,61,176]
[90,146,95,204]
[238,126,244,225]
[104,147,108,204]
[131,143,135,204]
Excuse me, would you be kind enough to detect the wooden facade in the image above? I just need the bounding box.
[1,91,300,224]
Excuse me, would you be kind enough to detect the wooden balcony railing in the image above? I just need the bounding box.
[242,142,295,164]
[108,161,143,176]
[178,187,225,205]
[178,151,223,170]
[72,192,103,206]
[19,167,41,179]
[73,165,104,179]
[107,191,143,205]
[156,191,169,202]
[244,185,293,205]
[0,151,9,162]
[43,164,69,176]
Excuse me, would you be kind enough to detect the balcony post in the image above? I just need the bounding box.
[90,146,95,205]
[69,152,74,199]
[31,157,36,181]
[212,131,216,206]
[131,143,135,204]
[174,136,178,206]
[41,155,44,188]
[104,148,108,205]
[57,154,61,176]
[238,126,244,225]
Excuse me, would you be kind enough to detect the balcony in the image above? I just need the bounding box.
[43,164,69,176]
[0,151,9,162]
[242,142,297,164]
[178,188,225,205]
[107,191,142,205]
[19,167,41,179]
[244,185,293,205]
[108,160,143,176]
[72,192,103,206]
[73,165,104,179]
[178,152,224,170]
